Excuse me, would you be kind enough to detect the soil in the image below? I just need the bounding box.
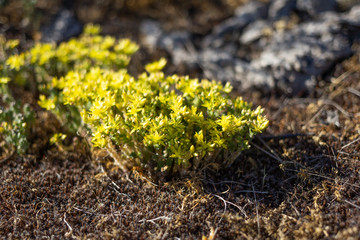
[0,1,359,239]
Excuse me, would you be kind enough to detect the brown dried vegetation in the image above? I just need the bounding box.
[1,56,359,239]
[0,1,360,239]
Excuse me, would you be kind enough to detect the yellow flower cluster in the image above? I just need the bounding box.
[55,55,268,174]
[2,25,268,175]
[4,24,138,134]
[0,35,35,155]
[5,24,138,89]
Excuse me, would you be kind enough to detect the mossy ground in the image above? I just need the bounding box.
[1,1,359,239]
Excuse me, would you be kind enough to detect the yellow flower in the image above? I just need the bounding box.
[5,39,19,49]
[194,130,204,143]
[6,53,25,70]
[145,58,167,73]
[38,95,56,110]
[0,77,10,84]
[92,130,107,148]
[102,36,115,49]
[50,133,67,145]
[144,131,164,146]
[83,24,101,35]
[114,39,139,55]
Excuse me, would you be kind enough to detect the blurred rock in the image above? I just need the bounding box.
[240,20,270,44]
[233,60,275,90]
[297,0,337,17]
[202,1,268,48]
[337,0,360,10]
[268,0,296,20]
[141,0,360,96]
[252,13,352,94]
[342,5,360,26]
[140,20,163,50]
[141,20,192,65]
[41,8,82,43]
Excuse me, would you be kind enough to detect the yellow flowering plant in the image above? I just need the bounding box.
[4,24,138,134]
[0,91,34,154]
[0,36,34,154]
[1,24,138,155]
[2,25,268,176]
[52,57,268,175]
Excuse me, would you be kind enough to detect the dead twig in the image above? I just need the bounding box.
[328,71,355,99]
[348,87,360,97]
[344,200,360,210]
[73,206,105,216]
[252,183,261,236]
[302,98,352,129]
[340,137,360,150]
[63,213,73,237]
[272,98,290,119]
[250,141,284,165]
[212,193,227,224]
[302,105,325,130]
[212,194,248,218]
[233,190,268,194]
[330,71,354,88]
[99,166,132,199]
[320,99,352,118]
[138,215,172,224]
[204,180,249,186]
[286,168,360,189]
[204,225,218,240]
[257,137,283,163]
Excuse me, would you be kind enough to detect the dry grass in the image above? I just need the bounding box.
[0,1,359,238]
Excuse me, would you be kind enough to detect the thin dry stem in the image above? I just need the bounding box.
[106,141,128,172]
[212,193,248,218]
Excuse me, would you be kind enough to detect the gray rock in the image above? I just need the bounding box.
[140,1,360,96]
[140,20,163,50]
[141,20,193,65]
[252,16,352,94]
[240,20,271,44]
[234,60,275,91]
[337,0,360,10]
[342,5,360,26]
[297,0,337,17]
[41,8,83,43]
[202,1,268,48]
[268,0,297,20]
[195,51,275,93]
[160,31,192,65]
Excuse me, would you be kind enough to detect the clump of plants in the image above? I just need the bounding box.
[0,79,34,155]
[1,25,268,176]
[0,37,34,155]
[4,24,138,134]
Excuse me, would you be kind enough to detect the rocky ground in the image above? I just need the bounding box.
[0,0,359,239]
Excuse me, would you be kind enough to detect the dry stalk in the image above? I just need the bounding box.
[106,140,128,173]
